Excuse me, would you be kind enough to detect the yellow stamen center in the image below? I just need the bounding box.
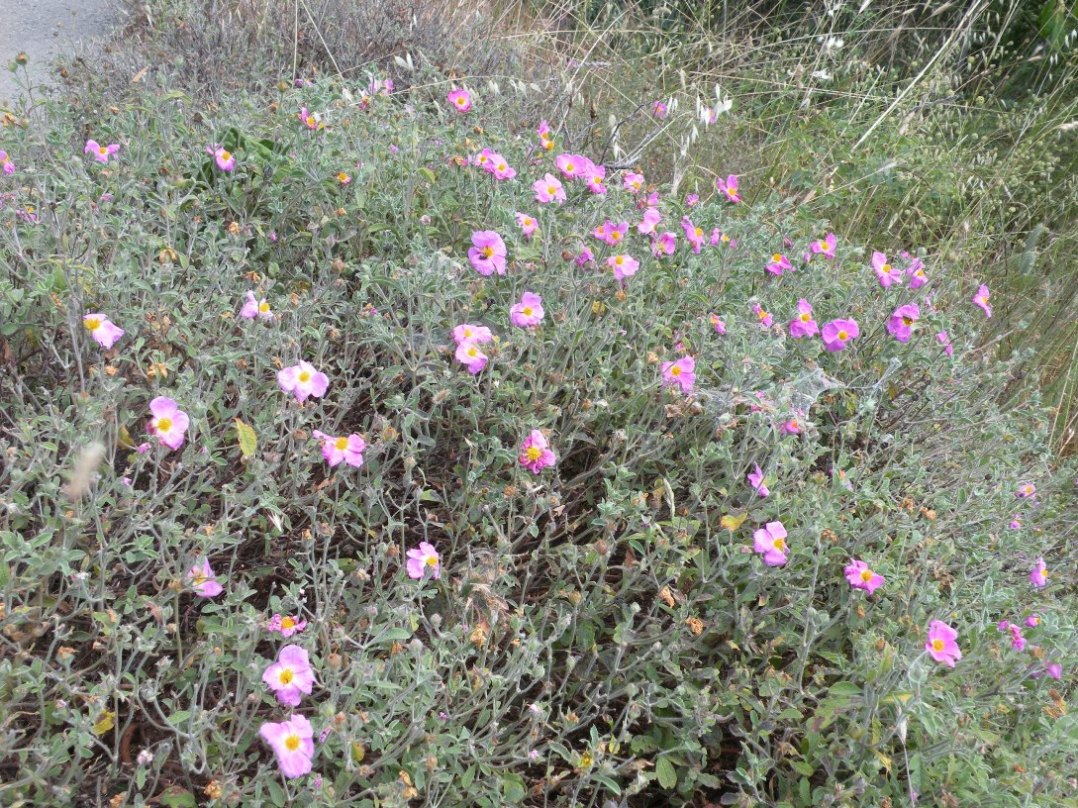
[614,256,624,266]
[84,317,101,331]
[481,246,494,258]
[860,569,874,582]
[155,417,173,433]
[837,330,849,341]
[298,370,311,383]
[338,173,348,182]
[758,310,770,321]
[284,734,301,751]
[773,538,786,551]
[931,639,945,652]
[425,555,438,567]
[279,669,294,685]
[526,446,542,462]
[882,263,892,273]
[800,313,811,322]
[99,146,109,155]
[902,317,913,326]
[258,301,271,313]
[521,306,534,317]
[547,185,557,195]
[334,437,349,451]
[671,365,682,376]
[281,616,296,630]
[497,163,507,172]
[220,150,232,161]
[772,254,782,263]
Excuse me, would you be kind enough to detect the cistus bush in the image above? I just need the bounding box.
[0,71,1075,808]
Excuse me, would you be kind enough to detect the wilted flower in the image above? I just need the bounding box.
[147,396,189,451]
[187,557,223,597]
[709,313,726,335]
[844,559,885,594]
[278,361,329,403]
[752,303,773,329]
[925,620,961,667]
[937,330,953,357]
[651,231,677,257]
[637,207,661,235]
[83,313,125,348]
[519,429,557,474]
[906,257,928,289]
[406,542,440,579]
[259,715,315,779]
[652,100,669,119]
[84,139,120,164]
[298,107,324,130]
[0,149,13,175]
[753,521,788,566]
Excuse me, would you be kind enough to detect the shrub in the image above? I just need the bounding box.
[0,71,1075,807]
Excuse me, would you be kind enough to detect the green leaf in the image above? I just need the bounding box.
[501,772,527,802]
[159,787,197,808]
[791,760,815,777]
[235,418,257,459]
[656,756,677,789]
[167,710,191,726]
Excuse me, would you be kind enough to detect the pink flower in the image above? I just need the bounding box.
[454,341,488,375]
[685,193,699,207]
[575,247,595,266]
[493,156,517,180]
[206,144,236,172]
[262,644,316,707]
[753,521,789,566]
[298,107,324,130]
[809,233,837,259]
[637,207,661,235]
[844,559,885,594]
[661,355,696,394]
[780,415,803,435]
[606,221,629,247]
[147,396,189,451]
[510,291,544,328]
[652,100,669,119]
[84,139,120,164]
[336,171,352,185]
[519,429,557,474]
[623,171,645,193]
[820,318,860,352]
[1025,614,1040,628]
[746,464,769,497]
[267,614,308,637]
[537,120,555,151]
[311,430,366,468]
[259,715,315,779]
[709,313,726,335]
[1029,557,1048,588]
[584,165,607,194]
[447,88,472,113]
[1008,623,1026,651]
[788,299,818,339]
[766,253,792,276]
[651,231,677,257]
[555,153,585,179]
[608,253,639,281]
[515,212,538,238]
[0,149,13,175]
[681,217,705,253]
[452,323,493,345]
[278,361,329,403]
[1016,482,1037,499]
[972,283,992,317]
[716,174,741,203]
[406,541,440,579]
[239,291,273,320]
[906,258,928,289]
[187,557,223,597]
[1045,662,1063,680]
[1009,515,1022,530]
[886,303,920,343]
[925,620,962,667]
[872,252,903,287]
[83,312,125,348]
[468,230,508,276]
[752,303,773,329]
[937,330,953,357]
[533,173,566,204]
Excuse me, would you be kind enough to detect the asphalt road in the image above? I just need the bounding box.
[0,0,118,104]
